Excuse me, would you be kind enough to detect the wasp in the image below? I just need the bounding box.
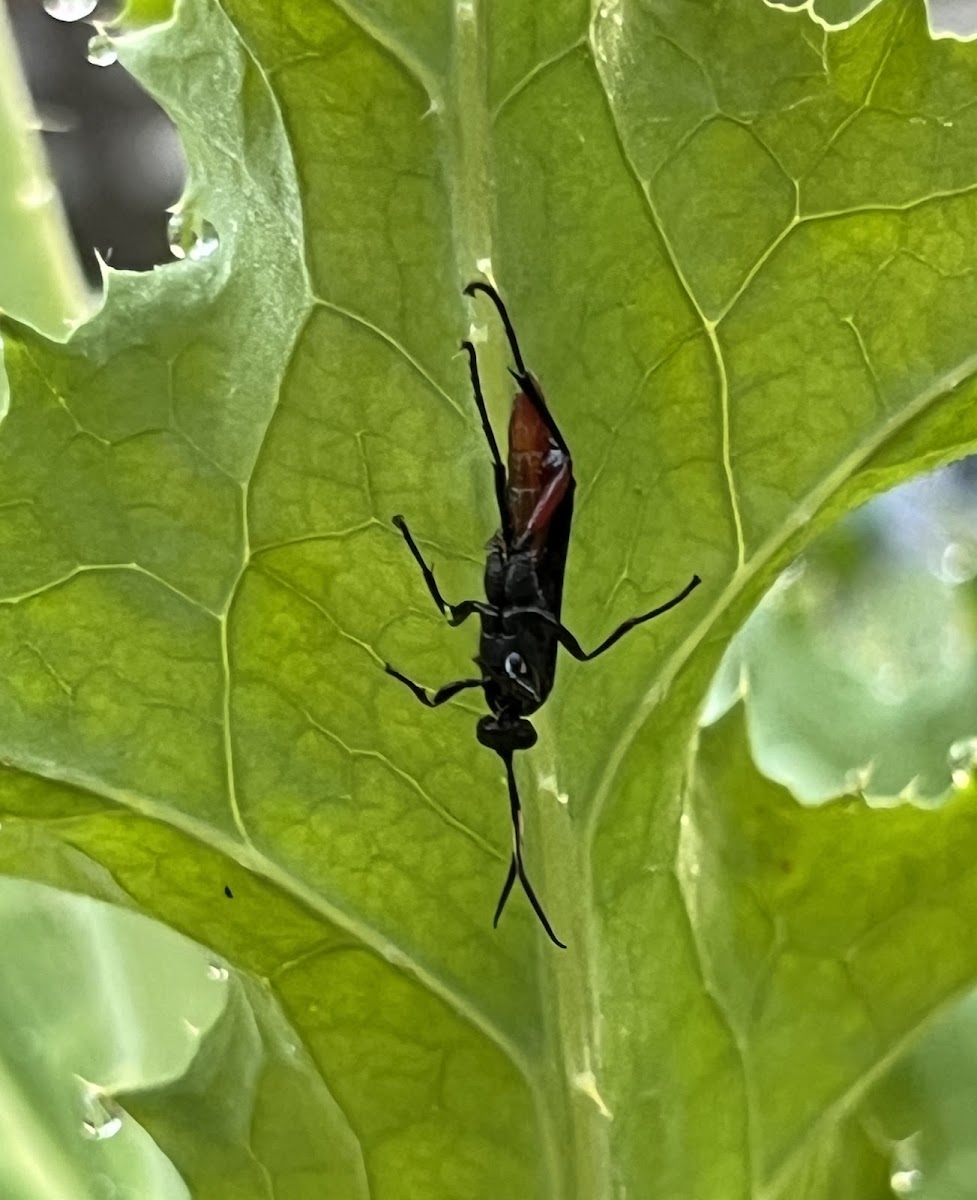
[385,283,700,946]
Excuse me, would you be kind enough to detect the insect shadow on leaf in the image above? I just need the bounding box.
[384,282,701,947]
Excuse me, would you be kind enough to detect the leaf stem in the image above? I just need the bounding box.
[449,0,493,282]
[531,743,614,1199]
[449,9,612,1192]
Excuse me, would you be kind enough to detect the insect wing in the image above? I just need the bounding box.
[506,390,575,618]
[506,392,573,545]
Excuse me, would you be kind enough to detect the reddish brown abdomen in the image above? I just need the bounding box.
[506,391,572,548]
[506,393,547,536]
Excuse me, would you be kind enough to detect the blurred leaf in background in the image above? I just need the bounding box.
[870,988,977,1200]
[0,881,218,1200]
[707,464,977,805]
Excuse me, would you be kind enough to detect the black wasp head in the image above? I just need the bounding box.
[476,714,537,754]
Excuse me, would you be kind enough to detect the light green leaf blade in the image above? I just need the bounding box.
[689,704,977,1195]
[119,973,370,1199]
[870,988,977,1199]
[709,487,977,805]
[3,0,977,1196]
[0,880,223,1200]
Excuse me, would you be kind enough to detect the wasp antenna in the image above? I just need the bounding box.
[493,857,518,927]
[499,750,566,948]
[464,281,528,376]
[516,856,567,949]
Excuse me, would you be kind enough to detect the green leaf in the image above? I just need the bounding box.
[690,704,977,1195]
[708,491,977,804]
[4,0,977,1195]
[0,880,220,1200]
[869,988,977,1199]
[119,972,370,1198]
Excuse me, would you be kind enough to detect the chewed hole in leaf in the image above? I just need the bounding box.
[928,0,977,39]
[12,0,186,280]
[764,0,977,39]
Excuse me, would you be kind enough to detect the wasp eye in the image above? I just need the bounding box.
[504,652,526,678]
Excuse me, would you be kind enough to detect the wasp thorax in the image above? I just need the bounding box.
[484,542,506,607]
[476,715,537,753]
[505,553,540,604]
[504,652,541,702]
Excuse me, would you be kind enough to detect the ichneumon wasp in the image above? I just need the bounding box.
[385,282,701,946]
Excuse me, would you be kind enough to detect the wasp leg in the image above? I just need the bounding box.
[391,515,486,624]
[384,665,484,708]
[446,599,495,626]
[492,858,517,927]
[493,750,566,948]
[510,574,702,661]
[461,341,511,543]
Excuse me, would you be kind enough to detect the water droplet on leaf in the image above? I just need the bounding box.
[207,963,229,982]
[949,737,977,788]
[84,1113,122,1141]
[87,34,117,67]
[844,762,874,792]
[939,540,977,584]
[890,1168,923,1195]
[167,211,219,261]
[80,1088,123,1141]
[43,0,97,21]
[18,179,56,208]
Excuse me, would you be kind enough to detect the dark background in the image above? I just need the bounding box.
[8,0,185,281]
